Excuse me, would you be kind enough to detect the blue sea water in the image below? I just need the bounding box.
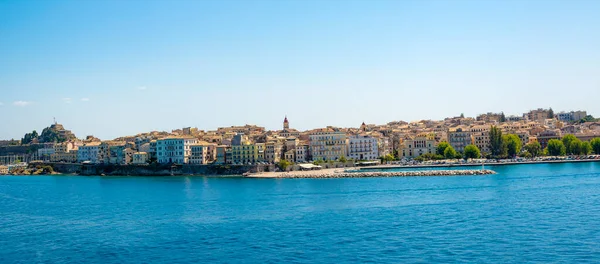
[1,162,600,263]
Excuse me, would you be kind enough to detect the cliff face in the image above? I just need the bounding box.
[32,162,275,176]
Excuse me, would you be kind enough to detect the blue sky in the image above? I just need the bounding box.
[1,0,599,140]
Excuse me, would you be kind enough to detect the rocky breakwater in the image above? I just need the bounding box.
[247,169,496,179]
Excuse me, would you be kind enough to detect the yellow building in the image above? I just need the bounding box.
[515,131,530,148]
[526,108,551,121]
[256,143,266,162]
[53,142,78,154]
[398,134,437,159]
[50,151,78,163]
[132,152,149,165]
[470,125,491,154]
[309,131,348,161]
[0,165,8,175]
[231,142,258,164]
[50,141,79,163]
[284,150,295,161]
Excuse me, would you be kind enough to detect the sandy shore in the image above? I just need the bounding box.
[245,168,496,179]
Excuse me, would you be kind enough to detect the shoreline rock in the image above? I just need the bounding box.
[246,169,496,179]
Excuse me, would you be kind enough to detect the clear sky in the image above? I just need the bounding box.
[1,0,599,140]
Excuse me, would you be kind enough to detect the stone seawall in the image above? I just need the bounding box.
[33,162,272,176]
[247,169,496,179]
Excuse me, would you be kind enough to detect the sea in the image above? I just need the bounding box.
[1,162,600,263]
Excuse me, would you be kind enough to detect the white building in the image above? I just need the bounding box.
[348,135,378,160]
[557,111,587,122]
[37,147,55,157]
[77,142,101,163]
[156,137,198,164]
[295,144,309,163]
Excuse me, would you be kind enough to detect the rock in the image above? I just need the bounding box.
[264,169,496,179]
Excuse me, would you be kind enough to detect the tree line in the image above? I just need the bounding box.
[489,126,599,158]
[416,126,600,161]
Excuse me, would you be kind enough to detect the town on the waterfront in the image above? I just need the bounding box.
[1,108,600,176]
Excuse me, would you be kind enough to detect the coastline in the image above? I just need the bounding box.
[245,168,496,178]
[364,158,600,170]
[2,158,598,177]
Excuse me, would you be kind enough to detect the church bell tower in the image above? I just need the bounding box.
[283,116,289,130]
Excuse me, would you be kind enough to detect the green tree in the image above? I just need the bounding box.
[546,139,566,156]
[463,144,481,159]
[581,141,592,155]
[383,154,395,162]
[489,126,506,158]
[436,142,450,156]
[379,154,394,164]
[523,141,542,157]
[500,112,506,122]
[338,156,347,163]
[548,108,554,118]
[570,139,583,155]
[561,134,578,155]
[392,149,399,159]
[577,115,597,123]
[415,153,444,162]
[460,113,465,118]
[444,146,458,159]
[503,134,522,158]
[591,138,600,154]
[278,159,292,170]
[21,130,39,144]
[39,127,61,143]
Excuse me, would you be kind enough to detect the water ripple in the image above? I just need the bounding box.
[1,162,600,263]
